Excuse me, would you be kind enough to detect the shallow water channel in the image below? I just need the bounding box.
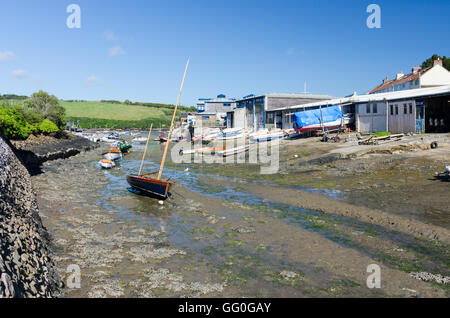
[31,139,449,297]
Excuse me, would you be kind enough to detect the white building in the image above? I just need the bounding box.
[370,59,450,94]
[196,94,237,125]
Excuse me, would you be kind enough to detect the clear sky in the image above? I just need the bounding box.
[1,0,449,106]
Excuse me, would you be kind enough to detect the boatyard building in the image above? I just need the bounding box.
[226,93,335,130]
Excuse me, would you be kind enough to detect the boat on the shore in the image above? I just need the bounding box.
[119,141,132,153]
[250,129,285,143]
[216,144,250,157]
[217,128,244,140]
[102,148,122,161]
[191,128,221,143]
[292,105,344,133]
[127,59,189,200]
[179,146,226,156]
[99,159,115,169]
[132,137,148,144]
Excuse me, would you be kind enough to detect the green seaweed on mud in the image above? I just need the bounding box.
[255,244,267,251]
[271,274,305,287]
[224,239,243,247]
[319,278,364,296]
[193,227,216,235]
[429,281,450,296]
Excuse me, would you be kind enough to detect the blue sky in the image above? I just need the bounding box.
[1,0,449,106]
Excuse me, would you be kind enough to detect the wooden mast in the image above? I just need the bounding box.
[138,123,153,176]
[157,59,190,180]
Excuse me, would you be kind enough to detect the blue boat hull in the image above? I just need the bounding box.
[126,175,172,200]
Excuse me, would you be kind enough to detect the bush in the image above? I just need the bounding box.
[0,106,34,140]
[38,119,59,134]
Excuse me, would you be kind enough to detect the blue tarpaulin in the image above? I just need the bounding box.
[292,105,343,130]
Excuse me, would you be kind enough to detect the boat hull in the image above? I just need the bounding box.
[126,175,172,200]
[99,160,115,169]
[132,138,147,144]
[102,152,122,161]
[295,119,342,133]
[217,145,250,157]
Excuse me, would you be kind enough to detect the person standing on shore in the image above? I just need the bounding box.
[188,121,195,143]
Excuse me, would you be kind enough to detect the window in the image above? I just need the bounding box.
[223,103,231,107]
[390,105,394,115]
[395,104,398,115]
[373,103,378,114]
[409,103,413,114]
[366,104,371,114]
[404,104,407,114]
[202,116,210,120]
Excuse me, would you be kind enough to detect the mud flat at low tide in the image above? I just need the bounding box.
[30,136,450,298]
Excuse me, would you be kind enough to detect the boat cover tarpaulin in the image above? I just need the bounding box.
[292,106,343,130]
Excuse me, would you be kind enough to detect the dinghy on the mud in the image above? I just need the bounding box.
[216,128,244,141]
[132,137,148,144]
[179,146,226,156]
[216,144,250,157]
[119,141,132,154]
[102,148,122,161]
[99,159,115,169]
[250,129,285,143]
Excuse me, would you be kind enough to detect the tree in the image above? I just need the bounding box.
[24,90,66,129]
[421,54,450,71]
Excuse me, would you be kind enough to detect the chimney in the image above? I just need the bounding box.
[412,66,421,74]
[395,72,405,80]
[434,58,443,67]
[382,77,390,84]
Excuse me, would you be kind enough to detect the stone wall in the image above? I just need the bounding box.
[0,137,60,297]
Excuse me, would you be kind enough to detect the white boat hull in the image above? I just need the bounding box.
[103,152,122,161]
[99,160,115,169]
[132,138,148,144]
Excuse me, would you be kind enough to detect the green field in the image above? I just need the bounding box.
[61,100,196,129]
[61,101,172,120]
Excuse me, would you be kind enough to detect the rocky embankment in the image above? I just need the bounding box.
[11,133,98,175]
[0,137,61,297]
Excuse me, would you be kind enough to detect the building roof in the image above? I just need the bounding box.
[274,85,450,111]
[369,67,432,94]
[236,92,336,101]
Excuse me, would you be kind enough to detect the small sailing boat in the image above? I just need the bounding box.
[127,59,190,200]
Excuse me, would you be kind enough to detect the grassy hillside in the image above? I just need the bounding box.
[61,100,196,129]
